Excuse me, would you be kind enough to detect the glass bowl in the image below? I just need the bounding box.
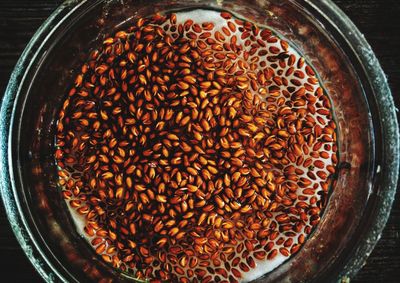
[0,0,398,282]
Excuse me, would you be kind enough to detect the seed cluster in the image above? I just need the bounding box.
[55,10,337,283]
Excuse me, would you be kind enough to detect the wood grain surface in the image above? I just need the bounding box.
[0,0,399,282]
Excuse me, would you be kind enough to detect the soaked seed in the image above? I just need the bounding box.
[56,8,337,282]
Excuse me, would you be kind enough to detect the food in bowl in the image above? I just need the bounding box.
[55,9,338,282]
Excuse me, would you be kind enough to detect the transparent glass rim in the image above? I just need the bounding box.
[0,0,398,282]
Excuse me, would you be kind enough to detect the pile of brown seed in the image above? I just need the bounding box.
[55,10,337,283]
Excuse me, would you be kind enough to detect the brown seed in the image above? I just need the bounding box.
[279,247,290,257]
[220,12,232,19]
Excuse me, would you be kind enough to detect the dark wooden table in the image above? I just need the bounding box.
[0,0,399,282]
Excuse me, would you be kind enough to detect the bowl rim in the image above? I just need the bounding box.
[1,0,398,282]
